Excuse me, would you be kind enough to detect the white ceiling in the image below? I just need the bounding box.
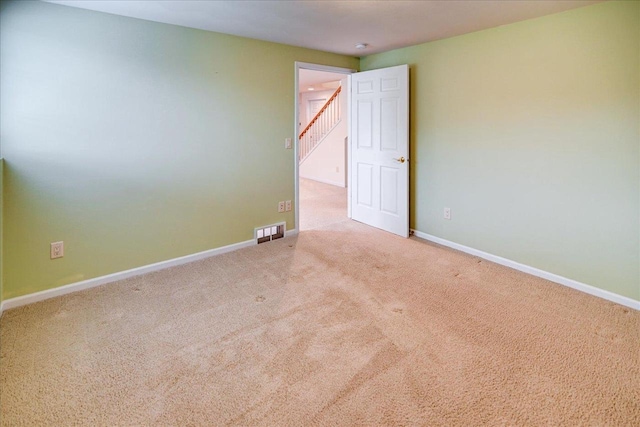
[299,70,348,93]
[46,0,604,56]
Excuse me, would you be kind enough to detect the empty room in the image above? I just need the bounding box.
[0,0,638,425]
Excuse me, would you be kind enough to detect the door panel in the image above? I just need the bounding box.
[356,100,373,148]
[357,163,374,207]
[380,166,399,215]
[380,98,399,151]
[381,76,399,91]
[350,65,409,237]
[357,80,374,94]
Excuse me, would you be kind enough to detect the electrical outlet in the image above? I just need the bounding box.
[444,207,451,220]
[50,241,64,259]
[336,166,340,172]
[285,200,292,211]
[278,201,285,213]
[285,138,292,149]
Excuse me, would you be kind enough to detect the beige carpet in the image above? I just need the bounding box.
[1,182,639,425]
[299,178,348,231]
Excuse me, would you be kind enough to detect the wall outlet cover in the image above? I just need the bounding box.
[50,241,64,259]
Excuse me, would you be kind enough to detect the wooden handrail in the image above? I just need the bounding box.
[299,85,342,140]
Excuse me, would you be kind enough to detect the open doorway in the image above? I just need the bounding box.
[295,63,410,237]
[294,63,355,232]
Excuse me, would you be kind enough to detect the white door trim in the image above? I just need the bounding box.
[294,62,356,233]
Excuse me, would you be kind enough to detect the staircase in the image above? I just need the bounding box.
[299,86,342,163]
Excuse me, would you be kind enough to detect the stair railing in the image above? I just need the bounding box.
[299,86,342,163]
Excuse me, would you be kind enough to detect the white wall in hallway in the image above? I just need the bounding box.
[299,77,348,187]
[298,89,333,132]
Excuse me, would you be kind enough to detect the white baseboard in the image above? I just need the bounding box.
[411,229,640,311]
[285,228,299,237]
[0,238,260,314]
[5,228,633,314]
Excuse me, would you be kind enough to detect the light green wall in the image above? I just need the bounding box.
[0,159,3,307]
[0,0,358,299]
[2,0,638,303]
[362,0,640,300]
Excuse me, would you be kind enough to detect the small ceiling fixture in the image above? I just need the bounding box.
[308,87,315,91]
[355,43,368,50]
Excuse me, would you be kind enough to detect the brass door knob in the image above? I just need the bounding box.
[394,156,406,163]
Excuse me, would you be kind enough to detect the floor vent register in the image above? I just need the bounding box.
[255,222,285,244]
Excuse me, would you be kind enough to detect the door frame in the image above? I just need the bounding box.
[293,62,356,233]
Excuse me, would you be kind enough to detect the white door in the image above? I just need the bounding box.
[307,98,326,124]
[350,64,409,237]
